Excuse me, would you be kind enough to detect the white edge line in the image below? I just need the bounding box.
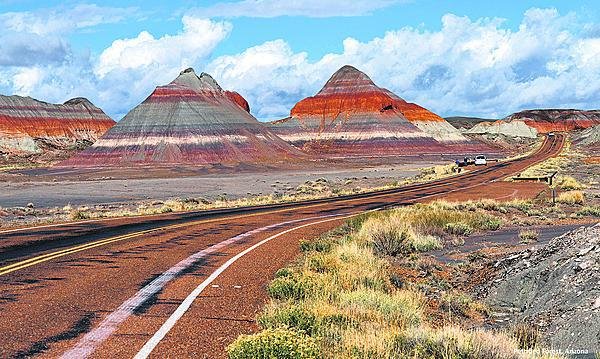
[132,213,358,359]
[59,213,352,359]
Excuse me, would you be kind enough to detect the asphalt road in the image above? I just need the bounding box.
[0,134,564,358]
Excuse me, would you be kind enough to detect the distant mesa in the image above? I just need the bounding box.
[62,68,304,167]
[269,65,478,156]
[0,95,115,164]
[505,109,600,133]
[445,116,497,130]
[466,109,600,138]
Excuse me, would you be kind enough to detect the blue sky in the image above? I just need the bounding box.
[1,0,599,121]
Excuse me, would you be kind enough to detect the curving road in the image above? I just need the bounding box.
[0,134,564,358]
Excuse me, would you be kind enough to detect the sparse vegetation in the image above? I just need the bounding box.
[416,163,459,181]
[519,229,539,243]
[227,328,319,359]
[577,206,600,217]
[556,176,586,190]
[69,208,91,220]
[511,323,539,350]
[227,207,561,358]
[556,191,585,205]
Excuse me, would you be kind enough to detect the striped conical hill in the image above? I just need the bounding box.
[64,68,304,166]
[269,65,471,156]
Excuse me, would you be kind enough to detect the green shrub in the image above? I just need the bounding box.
[444,222,473,236]
[300,237,333,253]
[371,225,410,256]
[268,276,313,301]
[227,328,320,359]
[275,268,293,278]
[307,254,336,274]
[407,234,443,252]
[258,304,318,335]
[477,217,502,231]
[577,206,600,217]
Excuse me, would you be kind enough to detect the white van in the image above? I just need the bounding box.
[474,155,487,166]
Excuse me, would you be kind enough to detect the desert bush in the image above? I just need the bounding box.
[556,191,585,205]
[557,176,585,190]
[69,209,90,220]
[299,236,334,253]
[274,268,294,278]
[511,323,539,350]
[388,326,524,359]
[577,206,600,217]
[519,229,539,242]
[159,205,173,213]
[227,328,320,359]
[358,215,442,256]
[268,275,314,301]
[366,220,410,256]
[444,222,473,236]
[338,289,423,327]
[328,241,391,292]
[258,303,319,335]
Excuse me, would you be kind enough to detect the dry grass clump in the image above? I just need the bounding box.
[556,176,586,190]
[416,163,459,182]
[518,229,539,243]
[227,210,559,359]
[440,291,489,318]
[556,191,585,205]
[388,326,535,359]
[353,203,505,256]
[357,214,442,256]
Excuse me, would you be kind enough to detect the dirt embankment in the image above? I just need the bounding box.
[482,223,600,353]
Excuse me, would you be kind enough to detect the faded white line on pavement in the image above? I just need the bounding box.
[61,213,346,359]
[133,213,357,359]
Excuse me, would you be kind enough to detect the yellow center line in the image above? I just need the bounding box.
[0,203,327,276]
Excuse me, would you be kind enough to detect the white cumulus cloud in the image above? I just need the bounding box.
[95,16,231,78]
[1,7,599,122]
[206,8,600,120]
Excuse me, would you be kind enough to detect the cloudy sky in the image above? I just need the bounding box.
[1,0,599,121]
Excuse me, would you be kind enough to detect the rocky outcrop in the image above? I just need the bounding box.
[484,224,600,352]
[269,65,476,156]
[0,95,115,164]
[445,117,497,130]
[573,124,600,150]
[466,120,538,138]
[62,68,304,167]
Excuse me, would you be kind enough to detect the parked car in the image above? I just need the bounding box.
[548,132,555,137]
[474,155,487,166]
